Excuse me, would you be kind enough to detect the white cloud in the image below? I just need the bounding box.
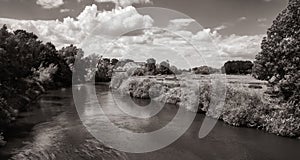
[95,0,152,7]
[1,4,153,49]
[60,8,71,13]
[238,17,247,21]
[216,34,264,59]
[36,0,64,9]
[214,25,227,31]
[257,18,267,22]
[0,4,263,68]
[167,18,195,31]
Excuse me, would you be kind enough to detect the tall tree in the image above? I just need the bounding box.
[253,0,300,99]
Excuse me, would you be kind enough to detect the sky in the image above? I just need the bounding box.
[0,0,289,68]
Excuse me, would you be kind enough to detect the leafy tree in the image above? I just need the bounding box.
[95,57,113,82]
[253,0,300,99]
[192,66,210,75]
[145,58,157,75]
[59,45,85,83]
[111,58,119,66]
[158,60,173,75]
[59,44,84,67]
[223,61,253,75]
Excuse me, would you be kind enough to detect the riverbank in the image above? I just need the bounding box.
[0,77,71,147]
[112,74,300,138]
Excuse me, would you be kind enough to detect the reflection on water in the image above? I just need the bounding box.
[1,84,300,160]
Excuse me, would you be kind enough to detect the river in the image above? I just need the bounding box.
[1,84,300,160]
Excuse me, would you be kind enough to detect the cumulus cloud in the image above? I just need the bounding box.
[216,34,264,59]
[0,4,153,49]
[0,4,263,68]
[95,0,152,7]
[36,0,64,9]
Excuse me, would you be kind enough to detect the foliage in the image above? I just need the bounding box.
[253,0,300,99]
[145,58,157,75]
[158,60,173,75]
[0,98,15,128]
[59,45,87,83]
[0,25,73,142]
[32,63,58,84]
[0,25,72,89]
[192,66,220,75]
[132,68,145,76]
[223,60,253,75]
[95,57,114,82]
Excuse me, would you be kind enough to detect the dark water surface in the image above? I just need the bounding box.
[1,84,300,160]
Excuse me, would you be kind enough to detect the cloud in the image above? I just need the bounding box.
[95,0,152,7]
[0,4,263,68]
[167,18,196,31]
[238,17,247,21]
[60,8,71,13]
[1,4,153,49]
[257,18,267,22]
[216,34,264,59]
[214,25,227,31]
[36,0,64,9]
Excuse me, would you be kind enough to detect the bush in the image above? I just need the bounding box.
[253,0,300,100]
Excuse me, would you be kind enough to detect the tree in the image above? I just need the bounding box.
[145,58,157,75]
[193,66,210,75]
[158,60,173,75]
[223,61,253,75]
[95,57,113,82]
[253,0,300,99]
[59,45,86,83]
[111,58,119,66]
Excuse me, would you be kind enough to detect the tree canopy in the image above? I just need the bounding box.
[253,0,300,99]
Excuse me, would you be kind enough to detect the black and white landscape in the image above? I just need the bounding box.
[0,0,299,159]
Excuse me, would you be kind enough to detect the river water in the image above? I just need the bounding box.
[1,84,300,160]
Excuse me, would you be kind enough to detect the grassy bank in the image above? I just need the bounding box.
[112,74,300,138]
